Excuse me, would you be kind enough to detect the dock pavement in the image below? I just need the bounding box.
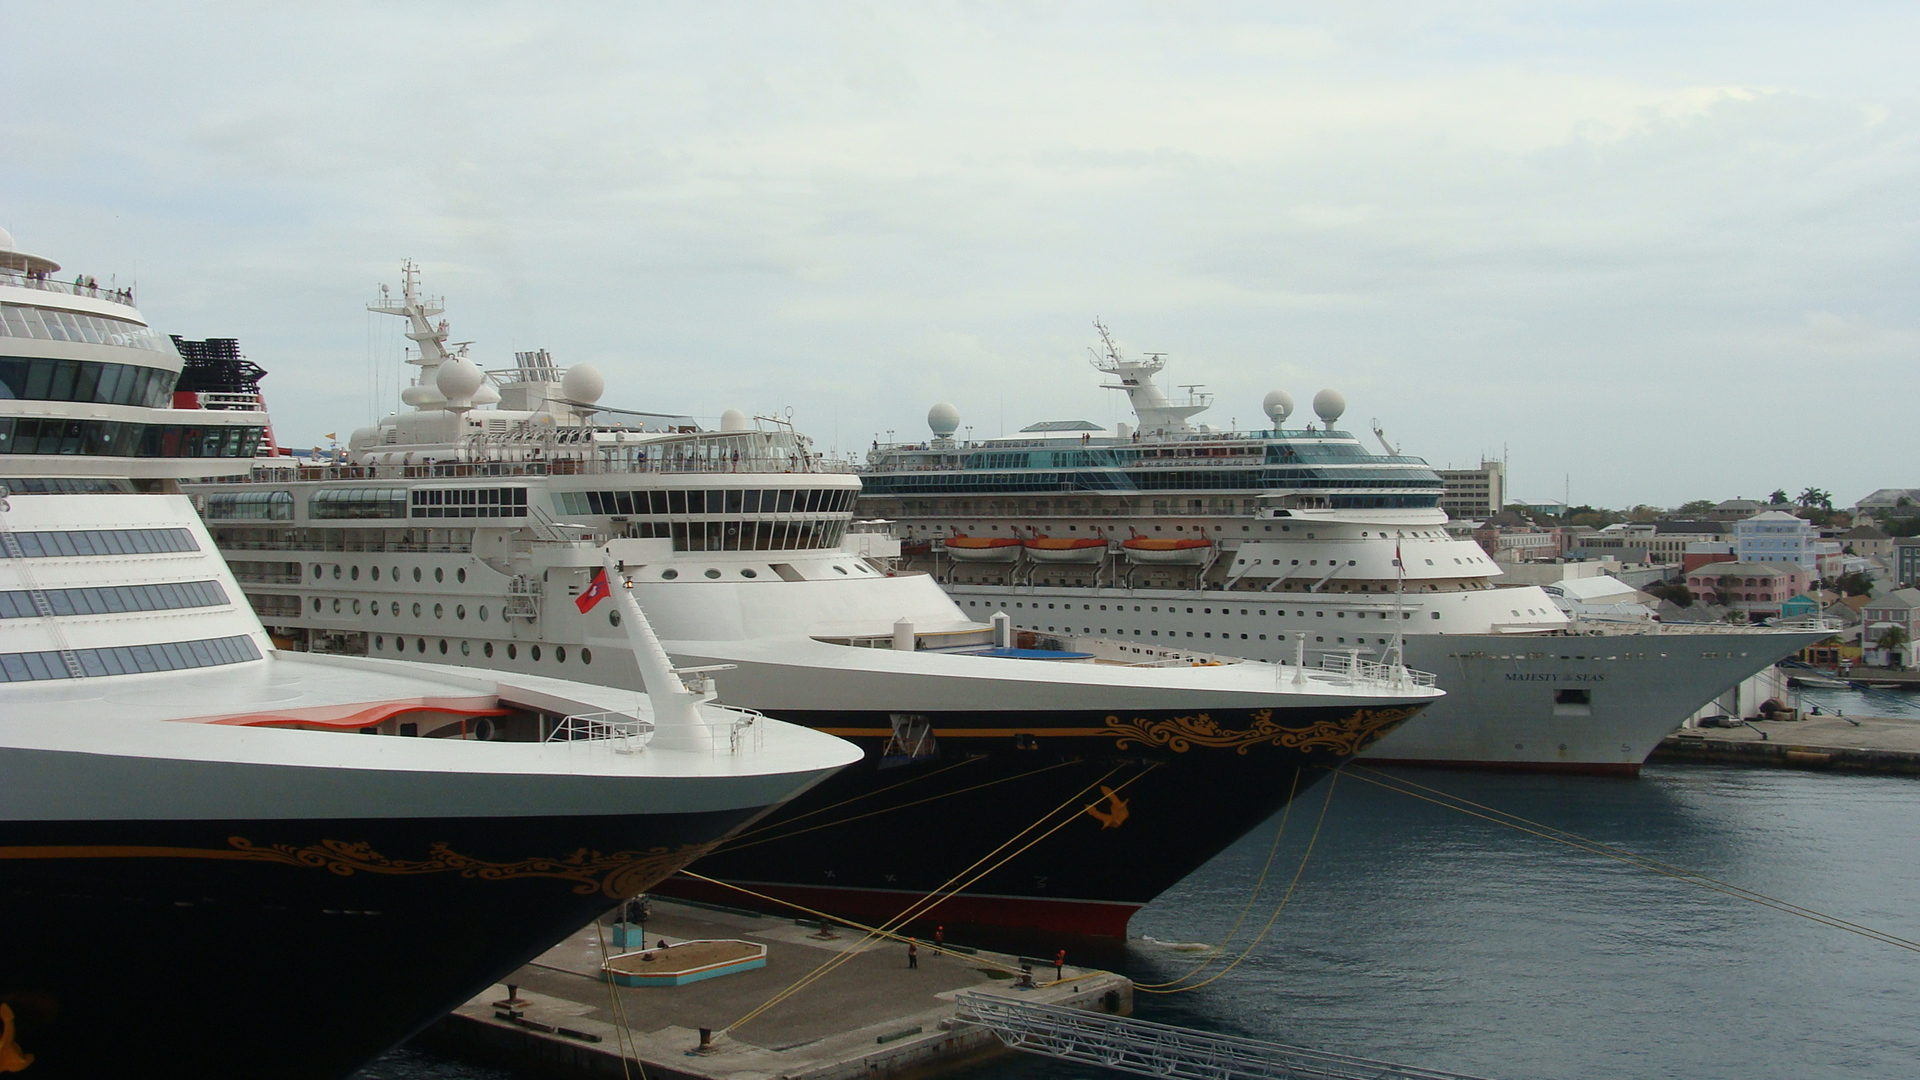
[419,897,1132,1080]
[1653,713,1920,775]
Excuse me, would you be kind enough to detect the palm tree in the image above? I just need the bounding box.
[1878,625,1910,667]
[1769,489,1789,505]
[1798,487,1833,511]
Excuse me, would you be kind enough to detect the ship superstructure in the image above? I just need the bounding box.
[0,231,859,1080]
[860,323,1830,773]
[184,268,1444,940]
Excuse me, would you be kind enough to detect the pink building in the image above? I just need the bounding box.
[1685,561,1811,618]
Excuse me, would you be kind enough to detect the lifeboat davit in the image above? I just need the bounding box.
[1023,536,1109,564]
[1121,536,1213,565]
[942,535,1024,562]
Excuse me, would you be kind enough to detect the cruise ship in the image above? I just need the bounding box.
[183,265,1444,939]
[859,323,1829,774]
[0,230,860,1080]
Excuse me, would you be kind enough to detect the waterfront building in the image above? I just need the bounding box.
[1684,561,1811,617]
[1435,459,1504,520]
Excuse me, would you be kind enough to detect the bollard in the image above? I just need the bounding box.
[698,1027,713,1053]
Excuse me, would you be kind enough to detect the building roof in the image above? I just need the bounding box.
[1716,499,1767,511]
[1854,488,1920,510]
[1862,587,1920,612]
[1741,510,1806,524]
[1654,519,1728,535]
[1842,524,1890,540]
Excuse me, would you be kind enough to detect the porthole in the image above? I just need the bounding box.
[311,597,321,612]
[479,606,489,621]
[332,565,342,580]
[556,646,567,663]
[371,566,381,581]
[661,569,679,580]
[507,644,517,660]
[834,566,849,575]
[456,605,466,620]
[390,601,400,616]
[460,640,471,656]
[374,635,384,650]
[351,599,361,614]
[311,563,323,579]
[609,610,621,626]
[705,569,721,579]
[413,567,422,582]
[438,639,448,654]
[581,647,592,664]
[740,568,757,578]
[332,598,342,613]
[531,645,542,661]
[350,565,360,581]
[435,567,445,583]
[457,568,467,584]
[483,642,494,658]
[433,603,444,619]
[413,602,423,617]
[391,567,400,581]
[415,637,427,652]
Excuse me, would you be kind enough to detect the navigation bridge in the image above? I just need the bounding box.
[955,993,1496,1080]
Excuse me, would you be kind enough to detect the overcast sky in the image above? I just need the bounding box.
[5,2,1915,508]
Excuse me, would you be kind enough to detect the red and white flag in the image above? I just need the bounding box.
[576,569,612,613]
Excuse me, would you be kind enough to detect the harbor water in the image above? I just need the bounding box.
[368,762,1920,1080]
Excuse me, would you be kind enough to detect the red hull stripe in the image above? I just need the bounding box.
[661,877,1141,939]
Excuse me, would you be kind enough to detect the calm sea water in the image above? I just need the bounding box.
[370,762,1920,1080]
[1797,684,1920,720]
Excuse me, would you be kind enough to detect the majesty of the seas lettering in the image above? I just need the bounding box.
[1505,673,1608,682]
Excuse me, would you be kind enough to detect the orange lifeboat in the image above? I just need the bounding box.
[1121,535,1213,565]
[1023,536,1109,564]
[942,534,1024,562]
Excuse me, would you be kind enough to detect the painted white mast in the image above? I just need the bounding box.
[1089,319,1211,438]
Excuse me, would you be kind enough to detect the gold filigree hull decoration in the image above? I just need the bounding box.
[1105,706,1422,756]
[0,838,715,900]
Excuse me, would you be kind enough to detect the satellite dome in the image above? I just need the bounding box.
[472,382,501,406]
[1312,388,1346,429]
[435,357,486,404]
[720,408,751,432]
[0,226,13,251]
[561,363,605,405]
[1261,390,1294,426]
[928,402,961,438]
[348,427,378,450]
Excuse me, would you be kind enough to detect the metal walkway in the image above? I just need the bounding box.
[954,993,1496,1080]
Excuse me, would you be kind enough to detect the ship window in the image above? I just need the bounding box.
[391,601,400,616]
[312,564,323,578]
[506,644,517,659]
[531,645,542,661]
[457,568,466,584]
[741,568,757,578]
[331,598,341,613]
[662,569,679,580]
[705,569,721,578]
[456,605,466,619]
[413,567,422,582]
[1431,612,1441,619]
[435,567,445,583]
[311,488,408,520]
[438,639,448,654]
[460,640,471,656]
[484,642,494,658]
[2,633,262,683]
[350,565,359,581]
[371,566,380,581]
[434,603,444,619]
[374,635,384,650]
[205,490,293,521]
[609,610,620,626]
[331,565,342,579]
[581,648,592,664]
[556,646,567,663]
[834,566,849,575]
[413,603,423,617]
[479,605,489,621]
[351,599,361,614]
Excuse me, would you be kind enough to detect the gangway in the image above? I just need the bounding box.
[954,993,1496,1080]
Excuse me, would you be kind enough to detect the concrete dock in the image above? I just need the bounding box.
[1654,713,1920,775]
[419,898,1133,1080]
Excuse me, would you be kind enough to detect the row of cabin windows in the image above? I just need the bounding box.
[555,487,855,517]
[0,527,198,558]
[0,304,173,352]
[371,635,591,666]
[0,418,263,459]
[0,579,227,618]
[0,634,260,682]
[966,599,1439,620]
[0,355,178,406]
[626,519,848,551]
[411,487,529,518]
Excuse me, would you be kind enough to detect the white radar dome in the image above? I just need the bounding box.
[928,402,961,438]
[561,363,605,405]
[435,357,486,404]
[0,226,13,251]
[472,383,501,406]
[720,408,751,432]
[1312,388,1346,429]
[1261,390,1294,426]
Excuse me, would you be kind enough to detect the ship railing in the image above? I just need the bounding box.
[1316,652,1439,689]
[194,391,266,411]
[193,454,855,484]
[547,706,766,754]
[545,712,656,752]
[0,267,136,306]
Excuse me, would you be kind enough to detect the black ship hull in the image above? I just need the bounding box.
[0,808,758,1080]
[660,701,1422,939]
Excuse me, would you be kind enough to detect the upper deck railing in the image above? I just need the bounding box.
[0,266,136,307]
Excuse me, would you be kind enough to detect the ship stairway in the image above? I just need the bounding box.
[0,491,87,678]
[504,573,542,620]
[954,993,1495,1080]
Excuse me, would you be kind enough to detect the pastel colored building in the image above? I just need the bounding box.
[1685,561,1811,618]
